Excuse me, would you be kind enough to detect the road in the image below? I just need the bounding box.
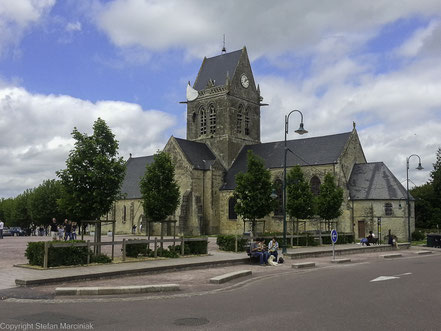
[0,252,439,330]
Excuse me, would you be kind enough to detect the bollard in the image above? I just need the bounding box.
[43,241,49,269]
[181,236,185,255]
[154,237,158,258]
[86,240,91,264]
[235,235,238,253]
[122,239,126,262]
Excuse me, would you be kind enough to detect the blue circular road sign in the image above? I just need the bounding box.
[331,229,338,244]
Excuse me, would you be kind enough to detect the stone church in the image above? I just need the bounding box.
[108,47,414,241]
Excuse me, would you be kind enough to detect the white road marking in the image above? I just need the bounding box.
[370,276,399,282]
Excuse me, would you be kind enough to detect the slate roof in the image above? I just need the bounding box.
[348,162,411,200]
[120,155,154,199]
[174,137,217,170]
[193,49,242,91]
[222,132,352,190]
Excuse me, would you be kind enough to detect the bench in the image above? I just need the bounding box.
[367,237,378,245]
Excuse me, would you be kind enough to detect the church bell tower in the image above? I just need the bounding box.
[185,47,263,169]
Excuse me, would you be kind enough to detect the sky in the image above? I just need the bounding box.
[0,0,440,198]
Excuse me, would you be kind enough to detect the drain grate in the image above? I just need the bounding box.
[174,317,209,326]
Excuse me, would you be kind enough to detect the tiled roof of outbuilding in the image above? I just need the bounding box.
[120,155,154,199]
[193,49,242,91]
[348,162,410,200]
[222,132,352,190]
[174,138,217,170]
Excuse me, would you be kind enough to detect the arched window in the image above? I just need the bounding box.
[236,105,243,134]
[228,197,237,220]
[244,108,250,135]
[273,179,283,216]
[209,104,216,134]
[310,176,321,196]
[384,202,393,216]
[200,107,206,135]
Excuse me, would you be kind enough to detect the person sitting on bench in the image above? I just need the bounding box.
[367,231,378,245]
[250,239,269,265]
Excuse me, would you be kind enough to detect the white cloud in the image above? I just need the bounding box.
[0,86,176,198]
[396,19,441,58]
[95,0,441,59]
[66,21,82,32]
[0,0,55,55]
[258,54,441,188]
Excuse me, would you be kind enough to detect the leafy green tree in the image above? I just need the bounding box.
[140,151,180,223]
[29,179,64,225]
[431,148,441,205]
[316,173,344,222]
[286,165,315,220]
[12,190,33,227]
[411,148,441,229]
[233,150,274,233]
[57,118,125,221]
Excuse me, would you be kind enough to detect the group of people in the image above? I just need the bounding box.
[250,237,281,266]
[50,218,78,241]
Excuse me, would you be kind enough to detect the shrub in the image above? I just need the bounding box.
[90,253,112,264]
[322,234,354,245]
[412,230,425,241]
[125,243,149,258]
[25,241,45,266]
[217,235,247,252]
[25,240,89,267]
[186,240,208,254]
[174,244,191,255]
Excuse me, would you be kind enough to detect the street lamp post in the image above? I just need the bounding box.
[283,110,308,253]
[406,154,423,242]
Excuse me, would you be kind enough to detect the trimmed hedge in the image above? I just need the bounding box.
[125,239,207,258]
[126,243,149,258]
[217,235,248,252]
[25,240,112,267]
[321,234,354,245]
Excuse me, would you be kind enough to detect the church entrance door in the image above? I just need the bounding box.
[357,221,365,238]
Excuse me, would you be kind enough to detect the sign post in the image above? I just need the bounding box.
[331,229,338,260]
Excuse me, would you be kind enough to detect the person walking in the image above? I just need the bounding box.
[64,219,72,241]
[50,218,58,240]
[71,221,77,240]
[0,219,4,239]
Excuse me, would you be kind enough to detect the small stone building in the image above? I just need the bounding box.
[109,47,414,241]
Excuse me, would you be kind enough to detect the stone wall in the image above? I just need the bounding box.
[351,199,414,241]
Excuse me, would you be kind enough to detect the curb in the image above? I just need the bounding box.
[381,253,402,259]
[16,258,250,287]
[286,244,410,260]
[331,258,351,264]
[209,270,252,284]
[292,262,316,269]
[55,284,179,296]
[415,251,433,255]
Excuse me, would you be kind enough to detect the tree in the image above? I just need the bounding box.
[316,173,344,222]
[140,151,180,224]
[29,179,64,225]
[233,150,274,234]
[286,165,315,220]
[57,118,125,221]
[411,148,441,229]
[430,148,441,205]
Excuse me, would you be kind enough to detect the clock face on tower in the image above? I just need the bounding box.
[240,74,249,88]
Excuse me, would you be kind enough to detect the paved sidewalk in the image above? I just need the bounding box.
[12,242,409,287]
[0,235,417,290]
